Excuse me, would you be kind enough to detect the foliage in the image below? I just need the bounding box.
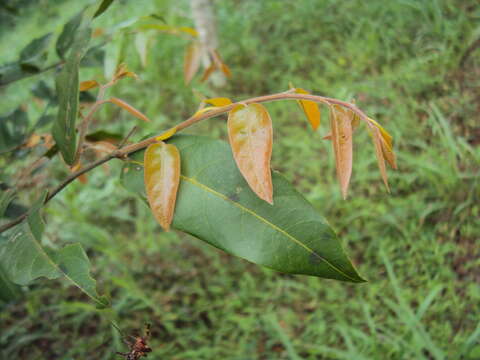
[0,0,479,359]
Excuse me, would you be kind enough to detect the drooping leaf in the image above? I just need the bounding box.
[204,97,232,107]
[121,135,365,282]
[144,142,181,231]
[93,0,116,19]
[19,33,53,71]
[56,12,83,59]
[370,124,390,192]
[330,105,353,199]
[228,104,273,204]
[368,118,396,169]
[0,107,28,154]
[200,63,215,82]
[108,97,151,122]
[0,195,109,307]
[79,80,99,91]
[292,87,320,130]
[184,41,201,84]
[52,17,92,165]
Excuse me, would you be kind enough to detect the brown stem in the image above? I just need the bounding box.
[0,91,369,234]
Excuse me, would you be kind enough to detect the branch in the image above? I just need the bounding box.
[0,91,369,234]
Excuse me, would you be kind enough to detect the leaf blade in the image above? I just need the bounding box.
[144,142,181,231]
[228,104,273,204]
[121,135,364,282]
[183,41,201,84]
[109,97,151,122]
[293,87,320,130]
[330,105,353,199]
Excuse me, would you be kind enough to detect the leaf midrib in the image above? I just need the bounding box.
[181,175,356,281]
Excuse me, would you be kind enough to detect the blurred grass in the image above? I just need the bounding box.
[1,0,479,359]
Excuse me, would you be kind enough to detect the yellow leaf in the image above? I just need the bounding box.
[293,87,320,130]
[184,41,201,84]
[79,80,99,92]
[137,24,198,37]
[228,103,273,204]
[144,142,181,231]
[155,127,177,141]
[204,97,232,107]
[113,63,137,82]
[330,105,353,199]
[193,106,218,117]
[367,117,396,169]
[109,97,151,122]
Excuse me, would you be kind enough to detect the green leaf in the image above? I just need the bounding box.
[0,195,109,307]
[52,19,92,165]
[0,265,22,303]
[93,0,116,18]
[0,107,28,154]
[0,189,16,218]
[56,12,83,59]
[121,135,365,282]
[19,33,53,71]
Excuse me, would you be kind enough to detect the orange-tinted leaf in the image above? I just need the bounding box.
[330,105,353,199]
[144,142,181,231]
[323,132,332,140]
[221,63,231,78]
[113,63,137,82]
[201,63,215,82]
[79,80,99,92]
[71,163,88,184]
[367,117,396,169]
[228,103,273,204]
[184,41,201,84]
[204,97,232,107]
[370,125,390,192]
[23,133,41,148]
[109,97,151,122]
[88,141,118,155]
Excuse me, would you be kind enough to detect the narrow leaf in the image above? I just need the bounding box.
[293,87,320,130]
[121,135,365,282]
[200,63,215,82]
[56,12,83,59]
[184,41,201,84]
[109,97,151,122]
[137,24,198,37]
[204,97,232,107]
[0,195,109,307]
[79,80,99,91]
[155,127,177,141]
[228,104,273,204]
[370,125,390,192]
[135,32,149,68]
[330,105,353,199]
[52,20,91,165]
[144,142,181,231]
[93,0,116,18]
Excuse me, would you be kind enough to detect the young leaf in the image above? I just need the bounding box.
[52,19,92,165]
[79,80,99,91]
[109,97,151,122]
[144,142,181,231]
[184,41,201,84]
[0,195,109,307]
[368,118,396,169]
[121,135,365,282]
[330,105,353,199]
[370,124,390,192]
[292,87,320,130]
[204,97,232,107]
[228,104,273,204]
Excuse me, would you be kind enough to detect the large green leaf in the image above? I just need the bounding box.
[0,195,109,307]
[56,12,83,59]
[121,135,365,282]
[0,107,28,154]
[52,15,92,165]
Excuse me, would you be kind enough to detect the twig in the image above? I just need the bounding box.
[0,91,369,234]
[118,126,138,148]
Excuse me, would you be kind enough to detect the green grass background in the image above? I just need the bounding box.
[0,0,479,359]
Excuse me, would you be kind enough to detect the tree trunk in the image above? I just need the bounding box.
[190,0,226,87]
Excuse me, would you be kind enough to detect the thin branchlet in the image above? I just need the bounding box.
[0,91,371,234]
